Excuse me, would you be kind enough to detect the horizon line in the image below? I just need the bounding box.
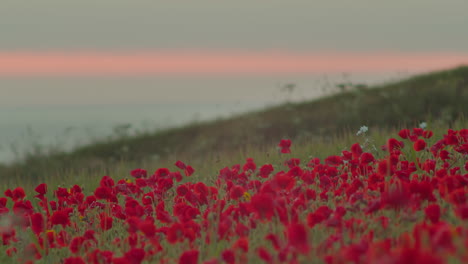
[1,50,468,77]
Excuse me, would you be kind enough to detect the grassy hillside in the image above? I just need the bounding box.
[1,66,467,183]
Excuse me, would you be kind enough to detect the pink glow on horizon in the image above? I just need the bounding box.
[0,51,467,77]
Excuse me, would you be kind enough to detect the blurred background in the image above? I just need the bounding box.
[1,0,468,164]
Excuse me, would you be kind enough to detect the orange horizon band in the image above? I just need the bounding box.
[0,51,467,76]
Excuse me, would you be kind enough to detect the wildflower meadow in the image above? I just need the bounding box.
[1,126,468,264]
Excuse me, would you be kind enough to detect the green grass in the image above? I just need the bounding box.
[1,66,467,190]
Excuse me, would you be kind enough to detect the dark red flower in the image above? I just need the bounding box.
[423,130,433,139]
[265,233,281,250]
[154,168,170,178]
[243,158,257,172]
[222,249,236,264]
[34,183,47,198]
[175,160,187,170]
[398,129,411,139]
[257,247,273,263]
[425,204,441,223]
[325,155,343,166]
[94,186,113,200]
[124,248,145,264]
[233,237,249,252]
[69,236,85,254]
[258,164,274,178]
[51,209,71,227]
[0,197,7,208]
[455,205,468,220]
[307,206,332,227]
[100,213,113,231]
[381,183,411,209]
[177,185,189,196]
[139,219,156,237]
[448,188,466,205]
[386,138,404,152]
[278,139,292,153]
[185,165,195,177]
[285,158,300,168]
[360,152,375,164]
[251,193,275,219]
[273,173,295,191]
[413,127,424,136]
[413,139,427,152]
[230,185,246,200]
[287,223,309,254]
[179,249,199,264]
[130,168,147,179]
[99,175,115,188]
[167,223,183,244]
[5,187,26,202]
[30,213,44,235]
[351,143,363,159]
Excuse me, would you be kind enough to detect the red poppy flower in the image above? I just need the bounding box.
[94,186,113,200]
[258,164,274,178]
[175,160,187,169]
[230,185,246,200]
[273,174,295,191]
[177,185,189,196]
[179,249,199,264]
[51,209,71,227]
[0,197,7,208]
[448,189,467,205]
[398,129,411,139]
[250,193,275,219]
[455,205,468,220]
[100,213,113,231]
[99,175,115,188]
[5,187,26,202]
[185,165,195,177]
[285,158,300,168]
[425,204,441,223]
[423,130,434,139]
[287,223,309,254]
[257,247,273,263]
[278,139,292,153]
[30,213,44,235]
[122,248,145,264]
[233,237,249,252]
[381,184,411,209]
[360,152,375,164]
[34,183,47,198]
[139,219,156,237]
[413,139,427,152]
[325,155,343,166]
[243,158,257,172]
[130,168,147,179]
[386,138,404,152]
[69,236,85,254]
[351,143,363,158]
[222,249,236,264]
[154,168,170,178]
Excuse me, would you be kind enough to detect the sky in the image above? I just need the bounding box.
[1,0,468,106]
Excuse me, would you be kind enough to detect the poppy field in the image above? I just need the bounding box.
[1,127,468,264]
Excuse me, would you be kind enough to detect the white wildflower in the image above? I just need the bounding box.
[419,122,427,129]
[356,126,369,136]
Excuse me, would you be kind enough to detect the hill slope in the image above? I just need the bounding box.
[1,66,467,179]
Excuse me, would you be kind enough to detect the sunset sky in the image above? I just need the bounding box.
[1,0,468,105]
